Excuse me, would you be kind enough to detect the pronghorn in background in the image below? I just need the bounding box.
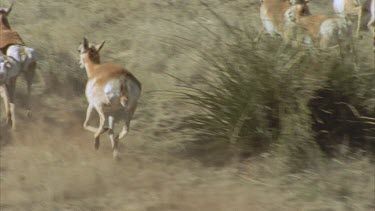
[333,0,375,49]
[259,0,311,42]
[78,38,141,160]
[0,3,37,117]
[285,3,353,49]
[333,0,363,37]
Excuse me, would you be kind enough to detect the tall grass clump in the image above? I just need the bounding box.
[171,2,374,167]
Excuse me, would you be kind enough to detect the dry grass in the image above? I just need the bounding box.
[0,0,374,210]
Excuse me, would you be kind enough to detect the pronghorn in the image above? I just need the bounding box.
[0,3,36,116]
[332,0,375,39]
[0,54,20,128]
[78,38,141,159]
[285,4,353,49]
[260,0,311,40]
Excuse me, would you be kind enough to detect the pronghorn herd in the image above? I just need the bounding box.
[0,1,374,160]
[260,0,375,50]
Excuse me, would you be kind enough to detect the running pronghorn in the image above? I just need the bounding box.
[0,3,37,116]
[260,0,311,40]
[333,0,375,40]
[0,54,21,128]
[285,4,353,49]
[78,38,141,160]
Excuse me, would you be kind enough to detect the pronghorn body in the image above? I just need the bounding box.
[78,38,141,159]
[285,4,353,48]
[260,0,311,37]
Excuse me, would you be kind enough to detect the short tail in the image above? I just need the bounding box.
[120,84,127,107]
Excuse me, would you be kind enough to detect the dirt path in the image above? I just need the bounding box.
[0,103,293,211]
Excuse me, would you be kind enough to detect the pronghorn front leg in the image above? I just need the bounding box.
[83,104,98,133]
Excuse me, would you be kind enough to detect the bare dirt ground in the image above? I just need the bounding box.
[1,0,374,210]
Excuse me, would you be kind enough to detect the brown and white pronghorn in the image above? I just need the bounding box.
[1,3,37,117]
[285,4,353,49]
[260,0,311,40]
[78,38,141,159]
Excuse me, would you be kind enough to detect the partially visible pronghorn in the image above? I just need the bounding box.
[260,0,311,40]
[333,0,363,37]
[6,45,37,116]
[78,38,141,159]
[367,0,375,51]
[0,54,21,128]
[0,3,37,116]
[285,4,353,49]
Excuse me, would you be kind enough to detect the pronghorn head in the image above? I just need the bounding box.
[78,37,105,69]
[285,3,310,22]
[0,2,13,28]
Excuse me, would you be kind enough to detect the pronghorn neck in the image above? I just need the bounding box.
[0,14,11,30]
[83,53,101,78]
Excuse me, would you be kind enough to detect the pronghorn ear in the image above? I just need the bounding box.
[83,37,89,50]
[95,41,105,53]
[6,2,14,15]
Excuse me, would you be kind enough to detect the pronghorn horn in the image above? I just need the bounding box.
[6,2,14,14]
[83,37,89,50]
[95,41,106,53]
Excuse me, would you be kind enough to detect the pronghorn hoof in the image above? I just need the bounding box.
[6,119,13,128]
[26,110,32,118]
[113,151,120,161]
[94,138,100,150]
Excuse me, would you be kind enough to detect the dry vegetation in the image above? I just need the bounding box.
[0,0,374,210]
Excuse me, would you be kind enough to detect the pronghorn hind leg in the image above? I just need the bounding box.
[7,77,17,104]
[93,105,108,150]
[118,104,138,140]
[24,61,36,117]
[0,86,13,128]
[108,115,119,160]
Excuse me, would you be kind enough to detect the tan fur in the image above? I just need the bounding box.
[260,0,311,37]
[286,4,353,49]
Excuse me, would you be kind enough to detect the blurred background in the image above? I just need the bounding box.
[0,0,374,210]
